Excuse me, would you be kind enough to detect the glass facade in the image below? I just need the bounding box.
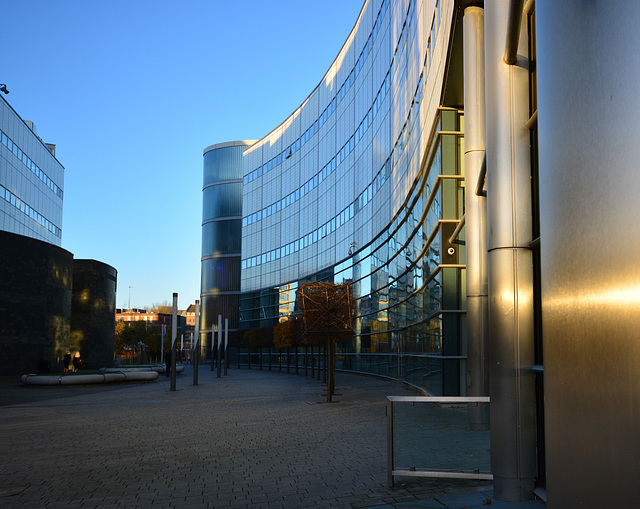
[239,109,465,396]
[203,0,640,502]
[200,141,253,360]
[0,96,64,246]
[234,0,466,395]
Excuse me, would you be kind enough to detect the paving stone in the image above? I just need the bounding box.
[0,367,491,509]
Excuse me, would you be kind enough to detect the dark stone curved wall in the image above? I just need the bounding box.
[0,230,73,375]
[70,259,117,370]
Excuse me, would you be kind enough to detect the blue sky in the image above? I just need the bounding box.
[2,0,364,310]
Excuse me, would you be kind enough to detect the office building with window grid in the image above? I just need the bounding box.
[0,95,64,245]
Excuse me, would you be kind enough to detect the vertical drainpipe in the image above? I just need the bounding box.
[463,5,489,431]
[484,0,536,501]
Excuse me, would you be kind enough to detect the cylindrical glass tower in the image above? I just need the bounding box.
[200,140,254,361]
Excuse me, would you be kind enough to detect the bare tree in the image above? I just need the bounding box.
[297,282,354,402]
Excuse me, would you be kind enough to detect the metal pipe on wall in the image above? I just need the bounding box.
[504,0,525,64]
[463,5,490,432]
[485,0,536,501]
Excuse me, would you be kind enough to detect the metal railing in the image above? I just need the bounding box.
[387,395,492,487]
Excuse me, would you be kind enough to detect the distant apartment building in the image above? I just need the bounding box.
[184,304,196,328]
[116,307,192,362]
[116,307,187,339]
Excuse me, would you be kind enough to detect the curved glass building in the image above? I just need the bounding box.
[200,141,254,359]
[239,0,464,396]
[203,1,640,504]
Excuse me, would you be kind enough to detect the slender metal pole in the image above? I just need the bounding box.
[224,318,228,376]
[193,300,200,386]
[217,314,222,378]
[160,323,164,367]
[211,324,216,371]
[170,293,178,391]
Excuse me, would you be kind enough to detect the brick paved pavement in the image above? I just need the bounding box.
[0,366,492,509]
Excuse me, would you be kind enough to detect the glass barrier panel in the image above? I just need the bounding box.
[388,396,491,486]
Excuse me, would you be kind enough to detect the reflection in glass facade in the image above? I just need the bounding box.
[232,0,466,396]
[200,141,254,360]
[201,0,640,502]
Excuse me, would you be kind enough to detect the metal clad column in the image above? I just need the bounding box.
[537,2,640,507]
[463,5,489,431]
[484,0,536,501]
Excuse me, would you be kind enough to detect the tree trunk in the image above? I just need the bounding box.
[327,339,336,403]
[310,345,315,379]
[323,343,328,383]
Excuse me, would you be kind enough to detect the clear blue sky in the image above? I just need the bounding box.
[2,0,364,310]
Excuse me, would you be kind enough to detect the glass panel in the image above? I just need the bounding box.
[392,400,491,475]
[202,182,242,220]
[201,257,241,293]
[201,294,240,331]
[201,219,242,257]
[203,144,245,185]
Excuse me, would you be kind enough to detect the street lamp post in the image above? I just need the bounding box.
[128,285,134,364]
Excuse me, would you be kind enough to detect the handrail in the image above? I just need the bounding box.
[448,214,466,244]
[388,396,489,403]
[475,153,487,197]
[524,0,535,15]
[526,109,538,130]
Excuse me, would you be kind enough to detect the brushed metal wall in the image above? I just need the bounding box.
[537,1,640,507]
